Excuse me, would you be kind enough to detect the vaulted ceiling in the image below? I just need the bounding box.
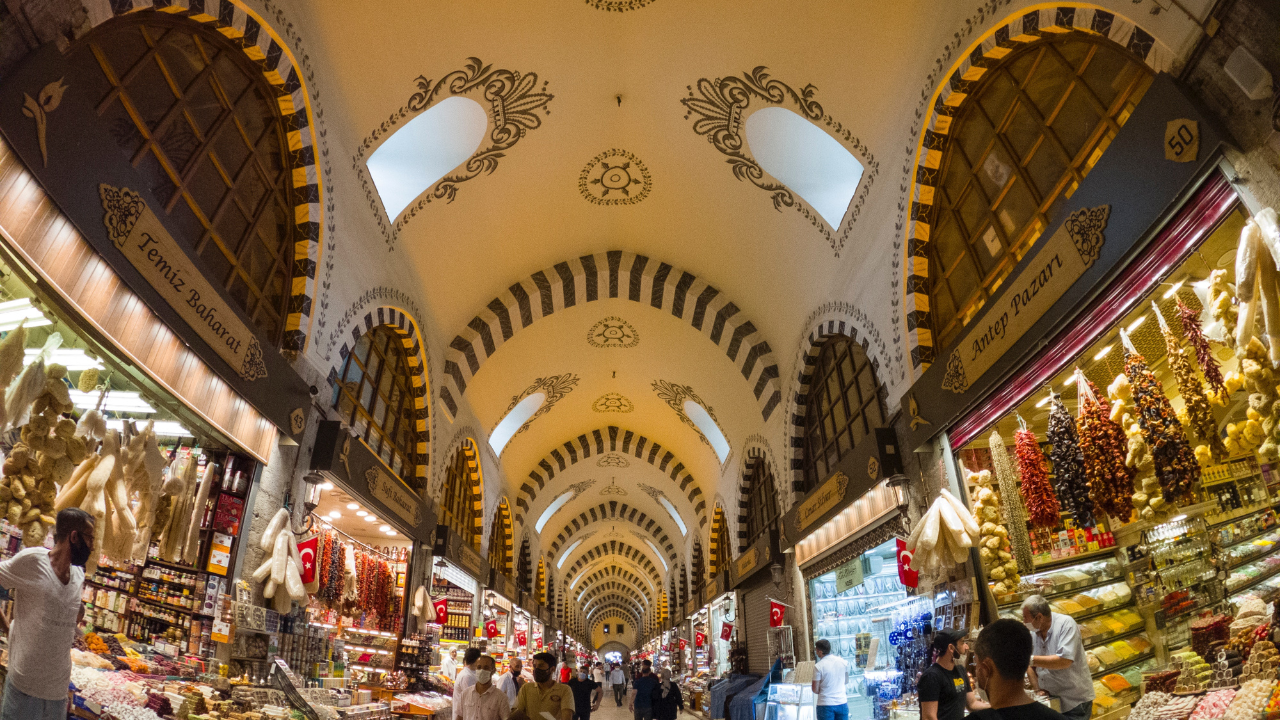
[281,0,1209,644]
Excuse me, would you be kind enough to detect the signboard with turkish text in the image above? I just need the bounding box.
[835,556,866,594]
[311,421,435,542]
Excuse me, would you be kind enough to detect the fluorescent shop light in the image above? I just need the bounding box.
[1163,281,1184,299]
[69,389,155,413]
[347,503,359,510]
[23,348,103,371]
[1126,316,1146,333]
[104,419,190,437]
[1093,345,1113,361]
[0,299,50,332]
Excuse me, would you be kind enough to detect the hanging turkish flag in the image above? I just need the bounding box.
[678,638,687,649]
[695,631,706,647]
[896,538,919,588]
[769,601,786,627]
[296,535,319,593]
[661,644,668,651]
[516,630,528,646]
[432,596,450,624]
[535,637,543,649]
[485,619,499,638]
[720,623,733,641]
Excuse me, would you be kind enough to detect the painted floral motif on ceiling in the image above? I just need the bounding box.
[584,0,656,11]
[587,316,639,348]
[592,392,634,413]
[354,57,554,248]
[599,479,628,496]
[681,66,878,257]
[597,454,630,468]
[651,379,719,448]
[580,149,652,206]
[505,373,580,443]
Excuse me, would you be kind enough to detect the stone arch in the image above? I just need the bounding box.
[441,251,782,422]
[571,561,658,598]
[546,501,678,562]
[439,439,483,547]
[590,606,641,630]
[577,578,653,607]
[587,597,643,623]
[517,426,707,529]
[581,582,649,610]
[487,498,514,578]
[517,534,534,593]
[709,503,731,580]
[89,0,323,353]
[736,447,779,553]
[565,541,663,585]
[573,569,654,600]
[900,5,1174,371]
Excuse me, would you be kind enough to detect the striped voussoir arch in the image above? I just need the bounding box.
[441,251,781,421]
[736,448,769,552]
[709,504,728,578]
[546,501,677,562]
[902,5,1172,371]
[488,498,514,577]
[580,582,649,609]
[580,578,653,605]
[573,573,654,606]
[589,605,640,628]
[788,320,886,493]
[565,541,663,584]
[571,561,657,597]
[516,426,707,528]
[103,0,322,353]
[327,306,431,484]
[585,596,645,624]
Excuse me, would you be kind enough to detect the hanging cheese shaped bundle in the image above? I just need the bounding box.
[1015,427,1060,529]
[1075,374,1135,522]
[1047,394,1095,528]
[989,429,1033,573]
[1154,301,1228,465]
[1121,329,1200,504]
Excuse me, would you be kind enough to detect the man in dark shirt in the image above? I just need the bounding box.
[629,659,660,720]
[566,666,602,720]
[968,619,1068,720]
[919,630,988,720]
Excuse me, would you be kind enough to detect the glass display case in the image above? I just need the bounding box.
[764,682,815,720]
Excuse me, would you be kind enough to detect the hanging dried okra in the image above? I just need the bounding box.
[1075,373,1135,522]
[1047,394,1096,528]
[1156,301,1227,464]
[1015,426,1060,529]
[989,429,1033,573]
[1121,329,1200,504]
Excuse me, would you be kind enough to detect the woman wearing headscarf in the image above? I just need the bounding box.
[650,668,685,720]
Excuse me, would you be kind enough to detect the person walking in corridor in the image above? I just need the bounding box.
[650,668,685,720]
[610,664,627,706]
[456,655,510,720]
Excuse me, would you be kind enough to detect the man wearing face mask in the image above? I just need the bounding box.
[456,655,510,720]
[455,647,484,702]
[497,657,525,707]
[968,619,1067,720]
[1021,595,1093,720]
[919,630,989,720]
[566,663,603,720]
[510,652,575,720]
[0,508,94,720]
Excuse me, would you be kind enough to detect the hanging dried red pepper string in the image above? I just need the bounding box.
[1015,423,1060,529]
[1178,298,1228,401]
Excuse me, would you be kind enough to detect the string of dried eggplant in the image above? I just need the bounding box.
[1047,394,1096,528]
[1122,329,1200,504]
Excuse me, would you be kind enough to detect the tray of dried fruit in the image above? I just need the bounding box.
[994,559,1123,607]
[1080,609,1147,646]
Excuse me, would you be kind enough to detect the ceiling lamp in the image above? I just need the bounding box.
[104,419,189,437]
[0,298,51,332]
[24,348,103,371]
[69,389,155,414]
[347,503,359,510]
[379,525,390,532]
[328,511,341,520]
[356,510,367,517]
[363,515,375,523]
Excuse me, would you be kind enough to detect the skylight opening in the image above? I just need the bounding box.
[744,106,864,229]
[644,539,669,571]
[656,496,688,536]
[558,538,586,569]
[535,489,573,533]
[683,400,730,463]
[490,392,545,456]
[366,96,488,220]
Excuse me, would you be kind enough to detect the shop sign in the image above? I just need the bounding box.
[432,524,484,579]
[898,75,1226,452]
[489,569,515,600]
[731,529,775,588]
[311,421,436,542]
[233,601,276,635]
[834,555,867,594]
[795,472,850,534]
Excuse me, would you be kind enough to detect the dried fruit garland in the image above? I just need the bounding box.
[1161,312,1228,463]
[1015,428,1061,529]
[1124,348,1200,504]
[1047,395,1096,528]
[989,430,1034,573]
[1076,379,1135,521]
[1178,299,1228,401]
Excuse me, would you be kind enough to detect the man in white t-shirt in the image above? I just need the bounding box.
[812,639,850,720]
[455,647,483,701]
[496,657,524,707]
[442,648,459,678]
[0,508,95,720]
[593,662,607,684]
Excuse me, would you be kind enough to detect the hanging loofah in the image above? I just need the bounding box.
[1047,393,1095,528]
[989,429,1033,573]
[1075,373,1135,523]
[1121,329,1200,504]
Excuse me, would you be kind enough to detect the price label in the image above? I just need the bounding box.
[1165,119,1199,163]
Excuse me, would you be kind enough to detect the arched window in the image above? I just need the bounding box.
[927,35,1154,350]
[332,326,422,486]
[710,508,731,580]
[78,13,298,345]
[537,558,547,603]
[488,499,512,578]
[440,442,480,550]
[801,336,886,491]
[517,537,532,593]
[691,540,705,593]
[743,452,779,547]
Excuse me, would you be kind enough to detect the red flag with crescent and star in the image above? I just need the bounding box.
[516,630,528,646]
[720,623,733,641]
[432,596,450,624]
[896,538,919,588]
[695,631,706,647]
[769,601,786,627]
[296,536,319,592]
[678,638,687,650]
[485,619,499,638]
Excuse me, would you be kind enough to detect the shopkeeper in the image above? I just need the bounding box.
[443,648,459,678]
[919,630,989,720]
[1021,596,1094,720]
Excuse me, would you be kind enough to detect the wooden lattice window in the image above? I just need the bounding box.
[801,336,886,492]
[691,541,705,592]
[517,538,532,593]
[744,457,779,546]
[441,444,480,550]
[928,35,1154,350]
[80,13,296,345]
[487,502,511,576]
[331,326,420,485]
[537,558,547,603]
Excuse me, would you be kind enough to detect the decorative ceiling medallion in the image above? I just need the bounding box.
[651,379,718,448]
[592,392,634,414]
[597,454,630,468]
[680,66,878,257]
[600,478,628,496]
[584,0,656,11]
[506,373,580,439]
[587,316,639,348]
[354,57,554,248]
[580,150,651,206]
